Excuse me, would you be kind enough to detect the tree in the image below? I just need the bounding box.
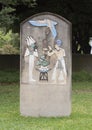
[0,0,37,54]
[0,0,92,54]
[0,0,36,30]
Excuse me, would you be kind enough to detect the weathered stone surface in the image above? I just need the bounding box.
[20,12,72,117]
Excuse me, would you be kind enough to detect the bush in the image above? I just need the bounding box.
[1,44,19,54]
[0,28,19,54]
[0,70,19,83]
[72,71,92,82]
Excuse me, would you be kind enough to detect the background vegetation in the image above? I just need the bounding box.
[0,29,19,54]
[0,0,92,54]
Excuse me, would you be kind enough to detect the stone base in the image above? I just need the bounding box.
[20,83,71,117]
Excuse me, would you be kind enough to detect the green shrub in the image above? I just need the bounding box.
[1,44,19,54]
[0,28,19,54]
[0,70,19,83]
[72,71,92,82]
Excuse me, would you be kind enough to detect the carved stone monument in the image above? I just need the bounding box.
[20,12,72,117]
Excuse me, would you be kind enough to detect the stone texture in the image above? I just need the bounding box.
[20,83,71,117]
[20,12,72,117]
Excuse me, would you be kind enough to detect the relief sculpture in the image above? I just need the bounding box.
[20,13,72,117]
[23,18,67,84]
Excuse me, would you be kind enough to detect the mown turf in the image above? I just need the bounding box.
[0,81,92,130]
[0,70,92,130]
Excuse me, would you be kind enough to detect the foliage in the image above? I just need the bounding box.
[0,44,19,54]
[0,29,19,54]
[37,0,92,54]
[72,71,92,82]
[0,70,19,83]
[0,0,37,28]
[0,7,16,30]
[0,0,92,53]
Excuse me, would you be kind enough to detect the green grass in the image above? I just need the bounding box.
[0,70,92,130]
[0,82,92,130]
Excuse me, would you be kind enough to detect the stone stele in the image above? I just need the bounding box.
[20,12,72,117]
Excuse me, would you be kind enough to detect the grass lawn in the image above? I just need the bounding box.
[0,71,92,130]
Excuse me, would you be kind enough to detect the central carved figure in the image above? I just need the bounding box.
[24,18,67,84]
